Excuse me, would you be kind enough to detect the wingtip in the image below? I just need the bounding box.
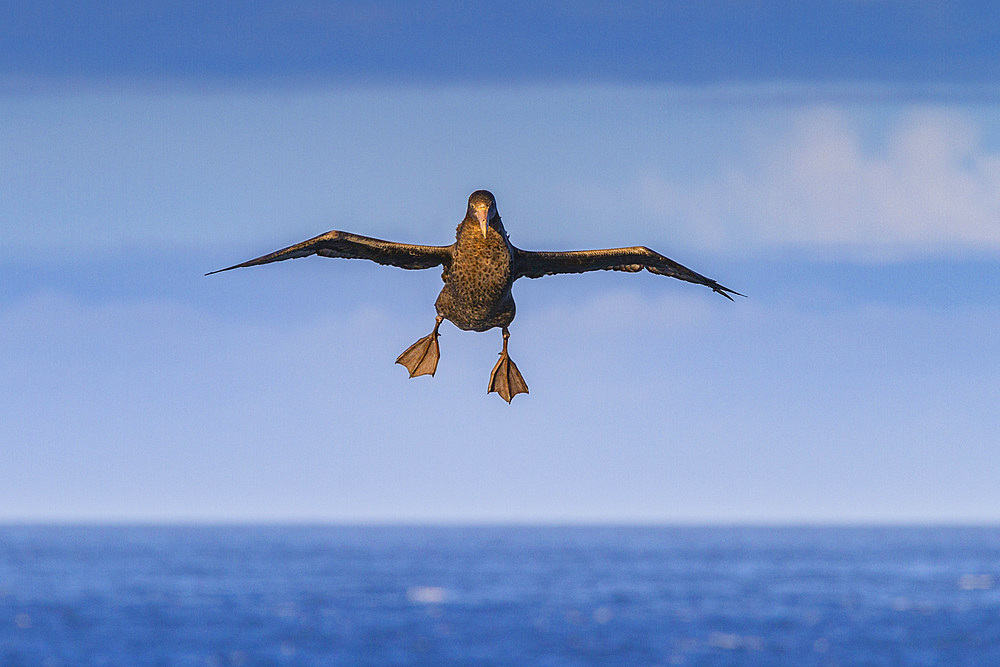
[205,264,240,276]
[712,283,745,300]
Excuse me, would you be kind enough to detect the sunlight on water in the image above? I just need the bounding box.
[958,574,994,591]
[406,586,448,604]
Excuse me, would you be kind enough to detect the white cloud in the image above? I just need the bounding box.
[638,107,1000,259]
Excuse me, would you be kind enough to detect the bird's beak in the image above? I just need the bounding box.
[474,207,489,238]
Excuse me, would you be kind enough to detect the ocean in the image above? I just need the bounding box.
[1,525,998,665]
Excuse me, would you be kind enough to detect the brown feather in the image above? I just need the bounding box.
[206,230,451,275]
[513,246,743,300]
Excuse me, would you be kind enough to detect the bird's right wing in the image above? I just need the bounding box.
[207,231,452,275]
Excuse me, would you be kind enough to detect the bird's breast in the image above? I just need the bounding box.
[435,228,515,331]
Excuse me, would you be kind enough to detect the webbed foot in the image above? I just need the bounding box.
[488,328,529,403]
[396,316,442,378]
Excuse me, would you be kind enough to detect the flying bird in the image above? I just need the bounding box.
[208,190,742,402]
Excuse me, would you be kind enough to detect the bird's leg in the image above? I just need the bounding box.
[396,315,443,378]
[488,327,529,403]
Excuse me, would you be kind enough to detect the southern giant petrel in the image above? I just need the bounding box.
[209,190,741,402]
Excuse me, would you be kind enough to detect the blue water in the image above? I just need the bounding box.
[2,526,999,665]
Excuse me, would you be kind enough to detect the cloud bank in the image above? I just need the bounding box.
[3,87,998,264]
[2,282,997,522]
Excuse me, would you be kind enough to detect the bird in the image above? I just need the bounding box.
[208,190,742,402]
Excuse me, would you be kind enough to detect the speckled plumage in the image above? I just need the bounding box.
[208,189,742,402]
[435,214,515,332]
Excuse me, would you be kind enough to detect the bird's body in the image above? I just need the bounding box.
[209,190,741,402]
[436,216,515,332]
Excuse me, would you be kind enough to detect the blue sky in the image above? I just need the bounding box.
[2,2,998,523]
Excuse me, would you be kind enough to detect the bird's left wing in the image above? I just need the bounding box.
[514,246,743,300]
[207,231,452,275]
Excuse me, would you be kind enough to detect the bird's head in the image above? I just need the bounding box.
[467,190,498,238]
